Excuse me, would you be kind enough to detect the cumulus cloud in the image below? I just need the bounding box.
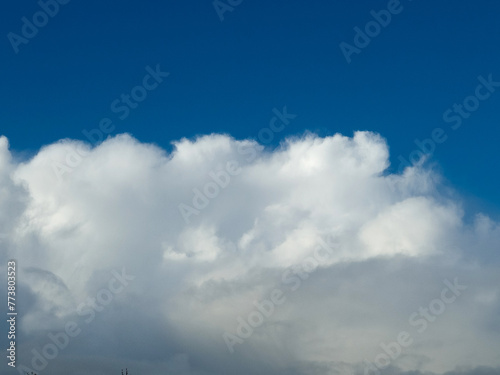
[1,132,499,375]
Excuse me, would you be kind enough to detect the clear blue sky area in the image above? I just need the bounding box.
[1,0,500,216]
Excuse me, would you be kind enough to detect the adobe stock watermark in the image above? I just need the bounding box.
[51,64,169,180]
[223,235,339,353]
[339,0,407,64]
[178,106,297,224]
[213,0,243,21]
[364,277,467,374]
[16,268,135,374]
[7,0,71,54]
[397,74,499,172]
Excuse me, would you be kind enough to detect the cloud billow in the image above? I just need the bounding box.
[1,131,499,375]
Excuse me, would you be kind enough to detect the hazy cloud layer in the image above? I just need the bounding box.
[1,132,499,375]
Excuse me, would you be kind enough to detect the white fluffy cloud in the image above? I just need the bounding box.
[1,132,499,375]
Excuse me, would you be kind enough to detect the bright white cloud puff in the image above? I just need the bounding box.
[1,132,499,375]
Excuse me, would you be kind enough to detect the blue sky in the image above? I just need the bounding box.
[2,2,500,375]
[2,0,500,216]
